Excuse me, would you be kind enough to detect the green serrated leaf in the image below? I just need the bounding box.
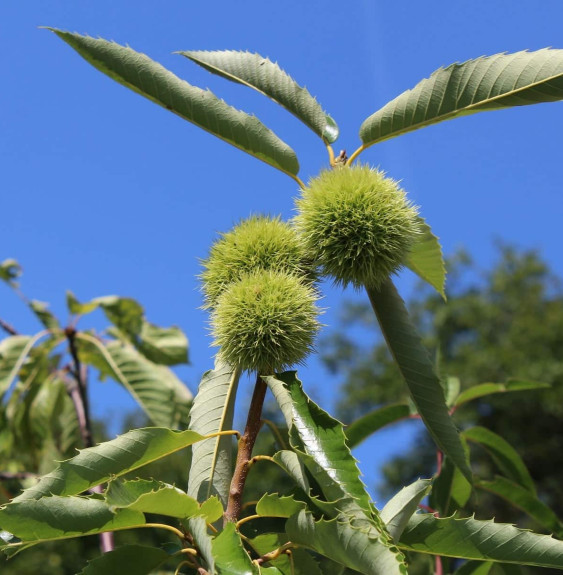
[287,510,407,575]
[463,427,534,493]
[0,259,22,286]
[29,300,61,331]
[476,476,563,537]
[137,321,189,365]
[199,496,224,524]
[77,544,169,575]
[345,403,411,449]
[405,217,446,300]
[455,380,550,407]
[106,478,199,518]
[271,450,311,493]
[212,522,259,575]
[187,360,241,507]
[381,479,433,540]
[181,50,339,143]
[0,496,145,546]
[48,29,300,177]
[360,49,563,147]
[11,427,204,502]
[256,493,307,518]
[77,333,192,428]
[66,290,100,315]
[399,513,563,568]
[265,372,372,518]
[367,280,472,483]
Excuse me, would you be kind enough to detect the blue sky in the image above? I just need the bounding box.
[2,1,563,498]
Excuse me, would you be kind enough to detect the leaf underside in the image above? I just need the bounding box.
[181,49,339,143]
[361,49,563,147]
[47,29,300,177]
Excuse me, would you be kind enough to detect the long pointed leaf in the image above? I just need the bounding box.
[181,50,339,143]
[47,29,300,177]
[367,280,472,483]
[360,49,563,147]
[399,512,563,569]
[455,380,550,407]
[286,510,406,575]
[11,427,204,502]
[405,217,446,300]
[345,403,411,448]
[187,360,241,507]
[77,333,192,428]
[77,545,169,575]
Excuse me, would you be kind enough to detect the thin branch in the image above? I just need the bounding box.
[0,318,18,336]
[224,374,268,523]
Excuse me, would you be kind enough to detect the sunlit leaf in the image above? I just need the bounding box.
[405,217,446,300]
[345,403,410,448]
[48,29,300,177]
[137,321,188,366]
[381,478,433,540]
[181,50,339,143]
[0,259,22,287]
[212,522,259,574]
[454,380,550,407]
[367,280,472,483]
[187,360,241,507]
[11,427,204,502]
[399,512,563,568]
[256,493,307,518]
[0,336,33,397]
[360,49,563,147]
[29,300,61,331]
[272,450,311,492]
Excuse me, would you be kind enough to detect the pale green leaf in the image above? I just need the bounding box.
[463,427,534,493]
[94,295,144,338]
[181,50,339,143]
[367,280,472,483]
[360,49,563,147]
[66,290,100,315]
[48,29,300,177]
[199,496,224,524]
[137,321,189,366]
[0,336,33,397]
[77,544,169,575]
[77,333,192,428]
[380,478,433,540]
[286,510,407,575]
[399,513,563,569]
[0,259,22,286]
[212,522,259,575]
[345,404,411,448]
[455,380,550,407]
[271,450,311,493]
[187,360,241,507]
[106,478,199,518]
[256,493,307,518]
[477,476,563,537]
[0,496,145,545]
[29,300,61,331]
[186,515,215,573]
[405,217,446,300]
[11,427,205,502]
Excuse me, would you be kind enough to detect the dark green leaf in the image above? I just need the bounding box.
[0,259,22,286]
[286,510,407,575]
[405,217,446,300]
[0,496,145,545]
[137,321,189,365]
[95,296,144,339]
[187,360,241,507]
[477,476,563,537]
[463,427,534,493]
[380,478,433,540]
[77,544,169,575]
[360,49,563,147]
[12,427,205,502]
[455,380,550,407]
[345,403,410,448]
[48,30,300,177]
[212,522,259,574]
[430,452,472,517]
[399,513,563,568]
[181,50,339,143]
[77,333,192,428]
[106,478,199,518]
[367,280,472,483]
[271,450,311,492]
[454,561,494,575]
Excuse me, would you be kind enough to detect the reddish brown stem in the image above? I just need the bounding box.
[224,374,268,523]
[435,555,443,575]
[0,318,18,336]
